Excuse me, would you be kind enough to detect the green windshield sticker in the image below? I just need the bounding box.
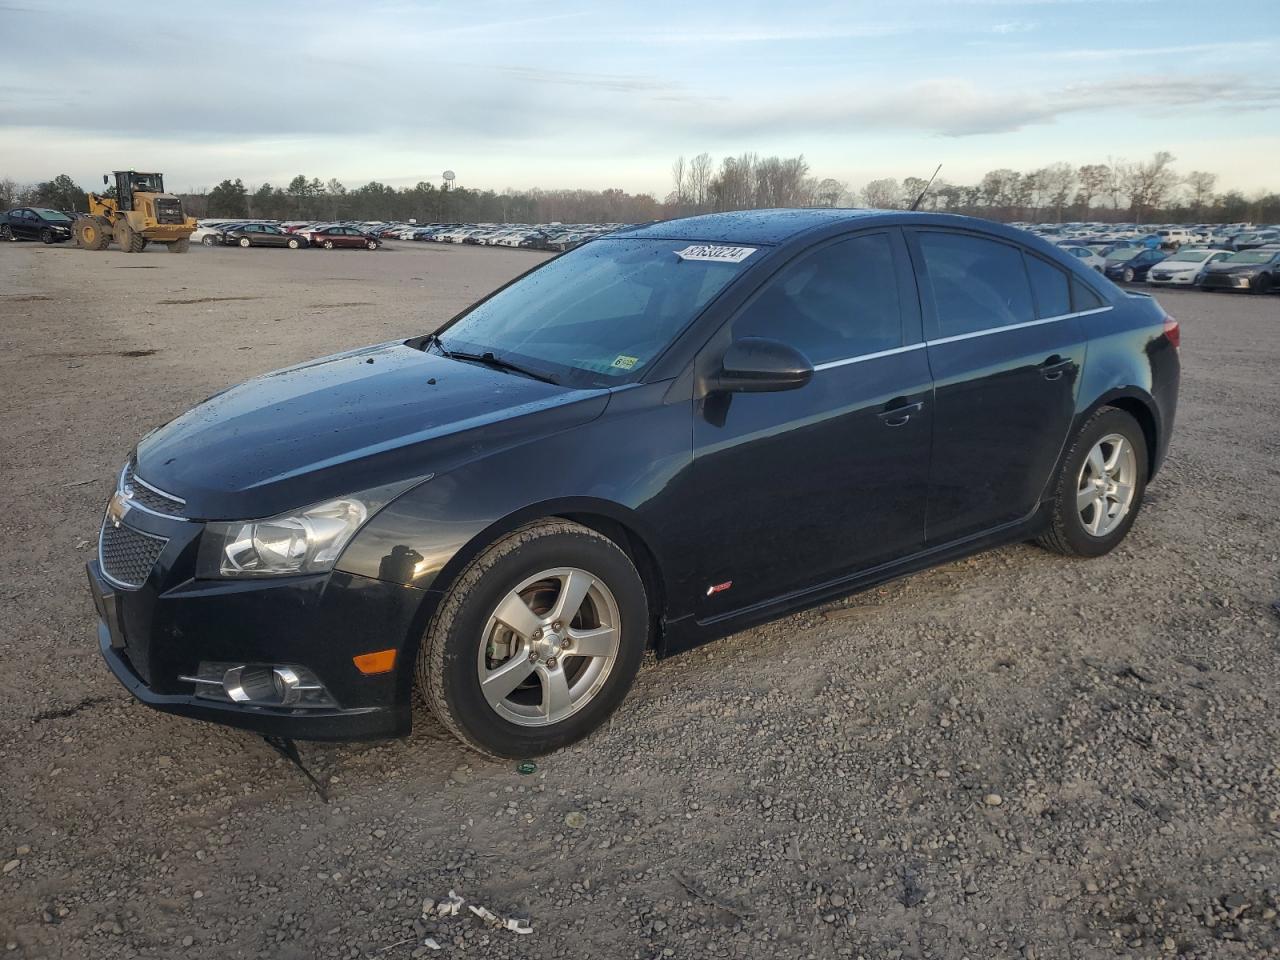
[610,355,638,370]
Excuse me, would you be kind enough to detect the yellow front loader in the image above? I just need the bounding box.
[75,171,197,253]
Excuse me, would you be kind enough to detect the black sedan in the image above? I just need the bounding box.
[1103,247,1167,283]
[1199,248,1280,294]
[87,210,1180,757]
[218,223,308,249]
[1,207,76,243]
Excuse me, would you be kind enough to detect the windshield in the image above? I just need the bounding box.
[439,238,756,386]
[32,208,72,222]
[1225,251,1272,264]
[1166,251,1210,262]
[1105,248,1139,261]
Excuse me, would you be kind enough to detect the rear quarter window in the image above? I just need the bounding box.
[1025,255,1071,319]
[1071,278,1107,311]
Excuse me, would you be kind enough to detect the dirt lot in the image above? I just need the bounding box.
[1,238,1278,960]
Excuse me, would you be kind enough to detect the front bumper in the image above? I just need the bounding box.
[87,552,426,740]
[1146,273,1196,286]
[1201,274,1255,290]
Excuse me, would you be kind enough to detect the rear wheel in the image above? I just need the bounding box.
[1037,406,1149,558]
[419,520,648,758]
[0,224,12,241]
[74,217,111,250]
[168,237,190,253]
[115,221,145,253]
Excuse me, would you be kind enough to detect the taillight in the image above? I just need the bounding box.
[1163,315,1180,349]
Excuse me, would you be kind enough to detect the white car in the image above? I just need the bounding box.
[1146,248,1233,287]
[1061,245,1105,272]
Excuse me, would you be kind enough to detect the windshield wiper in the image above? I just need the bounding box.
[414,332,451,357]
[448,349,560,385]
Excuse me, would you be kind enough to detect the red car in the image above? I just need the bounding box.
[307,225,380,250]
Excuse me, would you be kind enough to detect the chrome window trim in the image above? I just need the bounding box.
[810,306,1113,371]
[925,306,1113,347]
[813,343,926,371]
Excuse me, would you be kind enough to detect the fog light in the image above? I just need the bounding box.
[179,661,336,709]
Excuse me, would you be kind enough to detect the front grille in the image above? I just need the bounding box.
[154,199,185,225]
[99,520,168,589]
[123,464,185,516]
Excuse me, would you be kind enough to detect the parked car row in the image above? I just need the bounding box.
[191,220,381,250]
[1106,244,1280,292]
[1020,220,1280,252]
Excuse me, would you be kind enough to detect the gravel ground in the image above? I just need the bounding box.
[1,239,1278,960]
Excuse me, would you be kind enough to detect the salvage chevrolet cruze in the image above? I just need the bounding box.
[88,210,1180,757]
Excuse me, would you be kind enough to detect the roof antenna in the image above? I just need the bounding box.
[909,164,942,212]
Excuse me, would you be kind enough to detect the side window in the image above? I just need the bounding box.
[1025,254,1070,319]
[1071,278,1106,311]
[916,231,1034,337]
[731,233,904,365]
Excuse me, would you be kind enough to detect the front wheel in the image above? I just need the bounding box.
[40,228,54,244]
[366,240,378,250]
[202,235,217,246]
[418,520,648,758]
[1122,267,1135,283]
[1254,274,1273,295]
[1036,406,1149,558]
[323,240,334,250]
[238,237,251,248]
[287,237,300,249]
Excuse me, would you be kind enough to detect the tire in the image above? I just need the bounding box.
[40,228,54,244]
[168,238,190,253]
[287,237,300,249]
[0,224,11,241]
[74,217,111,251]
[323,240,334,250]
[1122,267,1135,283]
[202,235,217,247]
[366,240,378,250]
[238,237,251,248]
[1254,274,1273,295]
[115,221,145,253]
[1036,406,1149,559]
[418,520,648,758]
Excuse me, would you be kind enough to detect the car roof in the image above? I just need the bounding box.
[613,208,889,245]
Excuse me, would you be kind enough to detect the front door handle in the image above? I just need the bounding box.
[877,398,924,427]
[1040,355,1073,381]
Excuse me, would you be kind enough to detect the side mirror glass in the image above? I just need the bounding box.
[103,174,109,186]
[707,337,814,394]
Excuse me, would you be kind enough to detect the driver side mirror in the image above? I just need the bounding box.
[103,174,109,186]
[705,337,814,394]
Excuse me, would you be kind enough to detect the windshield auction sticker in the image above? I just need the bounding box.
[674,244,757,263]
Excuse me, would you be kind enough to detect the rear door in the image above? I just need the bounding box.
[908,228,1087,546]
[692,229,933,618]
[15,209,36,239]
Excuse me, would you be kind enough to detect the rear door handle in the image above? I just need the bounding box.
[877,398,924,427]
[1040,355,1073,381]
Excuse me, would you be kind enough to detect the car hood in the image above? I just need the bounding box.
[1205,262,1263,274]
[135,341,609,519]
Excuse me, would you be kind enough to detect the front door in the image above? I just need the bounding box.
[908,228,1087,545]
[692,229,933,620]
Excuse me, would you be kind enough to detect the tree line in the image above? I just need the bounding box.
[3,151,1277,226]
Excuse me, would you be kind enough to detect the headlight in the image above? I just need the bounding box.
[197,480,422,578]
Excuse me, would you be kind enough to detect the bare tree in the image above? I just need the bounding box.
[1184,170,1217,217]
[900,177,928,209]
[1038,163,1076,222]
[1104,157,1129,211]
[1124,151,1177,224]
[1075,164,1110,218]
[688,153,713,212]
[670,156,688,211]
[813,178,847,207]
[861,178,900,209]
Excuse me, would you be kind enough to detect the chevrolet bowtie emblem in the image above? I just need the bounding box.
[106,490,132,529]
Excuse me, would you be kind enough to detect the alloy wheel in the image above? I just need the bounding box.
[1076,433,1137,537]
[476,567,621,727]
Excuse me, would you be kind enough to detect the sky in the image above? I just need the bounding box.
[2,0,1278,197]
